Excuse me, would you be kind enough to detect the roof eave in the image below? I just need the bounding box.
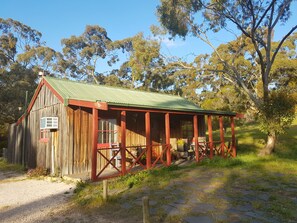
[107,102,236,116]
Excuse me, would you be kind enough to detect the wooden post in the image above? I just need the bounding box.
[121,111,127,175]
[142,196,151,223]
[219,116,225,157]
[91,108,98,181]
[145,112,151,169]
[165,113,171,166]
[193,115,199,162]
[207,115,214,159]
[231,116,236,157]
[103,179,108,201]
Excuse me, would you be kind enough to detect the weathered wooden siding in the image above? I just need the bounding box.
[7,123,22,164]
[7,85,94,176]
[7,85,64,170]
[69,106,93,175]
[124,113,206,146]
[126,112,146,146]
[27,86,65,173]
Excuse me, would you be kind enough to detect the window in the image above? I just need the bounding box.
[40,129,50,142]
[181,120,193,139]
[98,119,118,145]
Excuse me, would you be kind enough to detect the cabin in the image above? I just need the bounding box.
[7,77,237,181]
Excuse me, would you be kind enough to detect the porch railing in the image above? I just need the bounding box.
[94,141,235,181]
[197,141,235,160]
[94,144,171,180]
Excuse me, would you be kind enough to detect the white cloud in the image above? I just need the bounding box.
[161,38,185,48]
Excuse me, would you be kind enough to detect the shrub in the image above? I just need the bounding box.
[27,167,49,177]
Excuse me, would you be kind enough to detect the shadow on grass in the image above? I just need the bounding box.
[80,161,297,222]
[69,122,297,222]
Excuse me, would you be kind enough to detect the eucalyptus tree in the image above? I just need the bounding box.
[0,18,41,68]
[124,33,171,91]
[157,0,297,155]
[0,18,40,126]
[61,25,118,83]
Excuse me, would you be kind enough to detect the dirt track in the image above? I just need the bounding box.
[0,171,74,223]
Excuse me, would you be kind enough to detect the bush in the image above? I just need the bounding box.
[74,181,89,193]
[27,167,49,177]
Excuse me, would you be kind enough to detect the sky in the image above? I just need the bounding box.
[1,0,297,73]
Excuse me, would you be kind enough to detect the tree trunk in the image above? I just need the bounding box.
[259,131,276,156]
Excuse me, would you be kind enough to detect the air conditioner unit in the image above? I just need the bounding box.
[40,117,58,130]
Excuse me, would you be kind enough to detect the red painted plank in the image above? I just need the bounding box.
[219,116,225,157]
[165,113,171,166]
[121,111,127,174]
[236,113,244,118]
[208,115,214,159]
[97,102,108,110]
[68,99,95,108]
[91,108,98,181]
[145,112,151,169]
[109,106,235,117]
[193,115,199,162]
[231,117,236,157]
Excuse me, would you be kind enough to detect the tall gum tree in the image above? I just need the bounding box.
[0,18,41,122]
[157,0,297,155]
[61,25,114,83]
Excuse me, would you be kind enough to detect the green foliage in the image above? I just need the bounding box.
[72,121,297,222]
[157,1,297,153]
[73,181,105,207]
[121,171,151,188]
[0,64,37,125]
[201,85,247,113]
[0,18,57,134]
[157,0,202,38]
[60,25,113,83]
[128,33,159,84]
[259,90,296,135]
[199,156,244,168]
[126,33,175,91]
[0,18,42,56]
[74,181,89,194]
[0,157,24,172]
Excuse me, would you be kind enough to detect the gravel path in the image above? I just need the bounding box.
[0,171,75,223]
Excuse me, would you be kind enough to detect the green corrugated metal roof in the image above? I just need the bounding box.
[44,77,235,115]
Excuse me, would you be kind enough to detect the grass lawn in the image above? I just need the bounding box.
[70,119,297,222]
[2,119,295,222]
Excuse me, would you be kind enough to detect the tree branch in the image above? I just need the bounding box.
[271,25,297,65]
[248,0,256,28]
[254,0,276,30]
[271,0,291,29]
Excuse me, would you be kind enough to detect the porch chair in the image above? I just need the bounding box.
[110,142,121,168]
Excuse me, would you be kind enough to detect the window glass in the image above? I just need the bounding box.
[98,119,117,144]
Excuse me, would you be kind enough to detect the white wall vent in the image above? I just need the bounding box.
[40,117,58,130]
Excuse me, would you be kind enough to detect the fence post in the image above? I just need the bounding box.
[103,180,108,201]
[142,196,150,223]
